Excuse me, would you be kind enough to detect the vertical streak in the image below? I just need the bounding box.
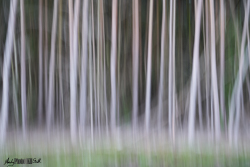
[20,0,27,138]
[220,0,226,133]
[209,0,221,141]
[110,0,118,133]
[188,0,203,145]
[80,0,89,132]
[158,0,166,131]
[47,0,59,133]
[38,0,43,126]
[172,0,176,141]
[132,0,140,130]
[144,0,154,133]
[0,0,18,144]
[168,0,173,136]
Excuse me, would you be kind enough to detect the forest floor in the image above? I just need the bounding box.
[1,127,250,166]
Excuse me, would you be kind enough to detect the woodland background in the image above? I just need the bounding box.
[0,0,249,151]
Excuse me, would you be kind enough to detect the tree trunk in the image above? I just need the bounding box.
[0,0,18,144]
[38,0,43,127]
[20,0,27,138]
[188,0,203,145]
[79,0,89,133]
[220,0,226,133]
[132,0,140,131]
[157,0,166,131]
[210,0,221,141]
[144,0,154,134]
[69,0,80,143]
[110,0,118,134]
[47,0,59,133]
[168,0,173,136]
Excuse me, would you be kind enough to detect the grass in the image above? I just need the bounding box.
[1,146,250,167]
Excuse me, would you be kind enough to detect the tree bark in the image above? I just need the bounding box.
[157,0,166,131]
[220,0,226,133]
[47,0,59,133]
[110,0,118,134]
[0,0,18,144]
[132,0,140,131]
[209,0,221,141]
[38,0,43,127]
[20,0,27,138]
[79,0,89,133]
[144,0,154,134]
[188,0,203,145]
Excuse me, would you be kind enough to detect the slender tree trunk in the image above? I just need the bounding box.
[69,0,80,143]
[220,0,226,133]
[157,0,166,131]
[168,0,173,136]
[88,12,94,146]
[79,0,89,133]
[58,0,64,127]
[47,0,59,133]
[188,0,203,145]
[91,0,97,135]
[132,0,139,131]
[101,0,109,137]
[209,0,221,141]
[13,38,19,130]
[197,64,203,130]
[229,0,250,145]
[144,0,154,134]
[44,0,48,112]
[0,0,18,144]
[20,0,27,138]
[110,0,118,134]
[205,0,210,132]
[38,0,43,127]
[172,0,176,142]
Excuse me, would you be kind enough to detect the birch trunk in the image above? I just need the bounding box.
[188,0,203,145]
[157,0,166,131]
[47,0,59,133]
[132,0,140,131]
[0,0,18,144]
[168,0,173,136]
[70,0,80,143]
[110,0,118,133]
[38,0,43,126]
[209,0,221,141]
[79,0,89,132]
[20,0,27,138]
[220,0,226,133]
[144,0,154,133]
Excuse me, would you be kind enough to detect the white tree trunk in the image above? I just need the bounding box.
[220,0,226,133]
[38,0,43,126]
[47,0,59,133]
[157,0,166,131]
[168,0,173,136]
[0,0,18,144]
[209,0,221,141]
[110,0,118,133]
[79,0,89,132]
[188,0,203,145]
[88,16,94,145]
[144,0,154,134]
[172,0,176,141]
[228,0,250,145]
[69,0,80,143]
[20,0,27,138]
[132,0,139,131]
[205,0,210,132]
